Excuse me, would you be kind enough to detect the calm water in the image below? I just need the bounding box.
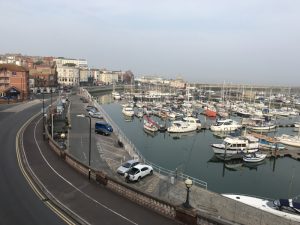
[95,93,300,200]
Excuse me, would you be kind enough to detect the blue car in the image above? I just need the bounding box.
[95,121,113,135]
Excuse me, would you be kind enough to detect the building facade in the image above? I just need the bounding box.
[29,65,58,93]
[99,70,119,84]
[79,68,93,85]
[54,58,88,68]
[56,66,79,86]
[0,64,29,100]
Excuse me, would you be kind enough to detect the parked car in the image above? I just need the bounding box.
[125,164,153,182]
[89,111,103,119]
[86,105,97,112]
[95,121,113,135]
[117,159,140,176]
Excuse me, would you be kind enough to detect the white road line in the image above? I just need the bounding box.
[33,117,138,225]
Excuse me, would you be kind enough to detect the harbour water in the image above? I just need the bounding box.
[95,93,300,200]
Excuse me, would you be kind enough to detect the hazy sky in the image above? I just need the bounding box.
[1,0,300,85]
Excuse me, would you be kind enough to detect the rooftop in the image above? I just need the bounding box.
[0,64,28,72]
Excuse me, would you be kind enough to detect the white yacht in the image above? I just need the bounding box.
[210,119,241,132]
[182,117,201,129]
[122,107,134,117]
[247,118,276,131]
[222,194,300,223]
[277,134,300,147]
[112,92,121,100]
[167,121,197,133]
[211,135,259,154]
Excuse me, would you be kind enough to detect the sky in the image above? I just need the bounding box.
[1,0,300,86]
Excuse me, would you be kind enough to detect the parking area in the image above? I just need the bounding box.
[94,131,161,193]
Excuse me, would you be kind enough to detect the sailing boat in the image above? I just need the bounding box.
[112,82,121,100]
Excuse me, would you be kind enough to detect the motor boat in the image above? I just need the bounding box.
[273,197,300,215]
[143,121,158,132]
[247,118,277,131]
[222,194,300,222]
[122,107,134,117]
[210,119,242,132]
[204,108,217,117]
[277,134,300,147]
[112,91,121,100]
[135,108,144,118]
[236,108,252,118]
[167,121,197,133]
[182,116,201,129]
[211,135,259,154]
[242,152,267,163]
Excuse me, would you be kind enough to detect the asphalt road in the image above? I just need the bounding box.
[0,101,64,225]
[21,99,179,225]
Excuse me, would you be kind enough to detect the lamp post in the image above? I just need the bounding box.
[50,88,53,109]
[42,88,45,139]
[77,114,92,180]
[182,178,193,209]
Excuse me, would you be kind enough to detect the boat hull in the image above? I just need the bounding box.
[243,153,267,162]
[222,194,300,222]
[211,144,259,154]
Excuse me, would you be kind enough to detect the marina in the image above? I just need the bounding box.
[93,90,300,201]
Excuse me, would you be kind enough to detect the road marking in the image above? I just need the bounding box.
[4,100,41,112]
[33,117,138,225]
[16,114,77,225]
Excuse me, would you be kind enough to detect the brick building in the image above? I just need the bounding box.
[0,64,29,100]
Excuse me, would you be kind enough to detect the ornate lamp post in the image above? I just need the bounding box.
[77,114,92,180]
[182,178,193,209]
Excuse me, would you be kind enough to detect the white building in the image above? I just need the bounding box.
[56,66,80,86]
[136,76,169,84]
[90,69,100,84]
[99,70,119,84]
[79,68,92,83]
[54,58,88,68]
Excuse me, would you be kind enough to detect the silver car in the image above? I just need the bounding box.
[89,111,103,119]
[117,159,140,176]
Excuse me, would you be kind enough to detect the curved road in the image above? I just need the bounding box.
[0,100,179,225]
[0,100,64,225]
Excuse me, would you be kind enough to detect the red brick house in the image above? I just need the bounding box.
[0,64,29,100]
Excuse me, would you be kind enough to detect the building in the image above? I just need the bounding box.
[56,66,79,86]
[29,65,58,93]
[90,69,101,85]
[99,70,119,84]
[0,64,29,100]
[79,68,93,85]
[169,78,186,89]
[54,58,88,68]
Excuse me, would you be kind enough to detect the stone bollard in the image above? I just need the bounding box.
[175,206,198,225]
[96,171,108,185]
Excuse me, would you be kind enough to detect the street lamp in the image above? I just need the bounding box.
[182,178,193,209]
[77,114,92,180]
[42,88,45,139]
